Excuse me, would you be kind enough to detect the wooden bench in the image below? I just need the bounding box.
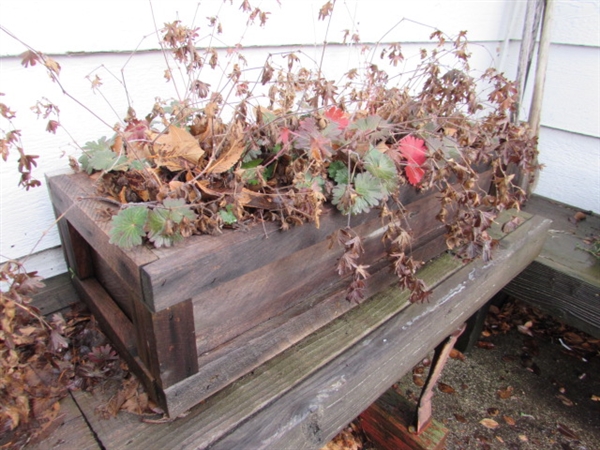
[31,211,550,449]
[503,195,600,338]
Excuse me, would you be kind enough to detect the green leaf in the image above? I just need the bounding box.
[328,160,349,185]
[332,183,351,215]
[83,136,112,152]
[241,159,263,169]
[352,172,385,214]
[109,206,148,248]
[219,205,237,225]
[162,198,195,223]
[364,147,398,193]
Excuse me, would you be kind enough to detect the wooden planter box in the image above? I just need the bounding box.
[48,168,491,416]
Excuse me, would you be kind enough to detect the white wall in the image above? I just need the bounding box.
[1,0,597,279]
[502,0,600,213]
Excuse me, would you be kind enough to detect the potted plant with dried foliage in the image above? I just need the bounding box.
[1,1,539,417]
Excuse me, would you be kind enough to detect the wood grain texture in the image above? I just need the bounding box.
[26,394,100,450]
[140,174,451,312]
[503,195,600,337]
[191,189,448,356]
[359,389,448,450]
[31,272,79,316]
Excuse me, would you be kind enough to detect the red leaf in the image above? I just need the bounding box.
[405,164,424,186]
[398,135,427,186]
[20,50,40,68]
[278,127,291,145]
[325,106,349,129]
[398,135,427,166]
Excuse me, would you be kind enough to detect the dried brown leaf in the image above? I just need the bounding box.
[479,418,499,429]
[206,139,245,174]
[496,386,513,399]
[556,394,574,407]
[438,382,456,394]
[503,415,516,426]
[154,125,205,171]
[557,422,580,440]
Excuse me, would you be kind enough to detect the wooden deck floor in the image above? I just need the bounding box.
[504,195,600,337]
[25,211,551,449]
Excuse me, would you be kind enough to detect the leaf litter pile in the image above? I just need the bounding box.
[395,297,600,449]
[0,263,162,449]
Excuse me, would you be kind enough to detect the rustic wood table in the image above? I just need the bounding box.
[31,211,550,450]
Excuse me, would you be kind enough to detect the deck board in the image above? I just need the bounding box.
[26,394,100,450]
[503,195,600,337]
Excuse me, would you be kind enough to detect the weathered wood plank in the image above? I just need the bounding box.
[137,300,199,388]
[31,272,79,316]
[359,389,448,450]
[68,214,549,449]
[69,253,460,449]
[210,214,551,449]
[141,169,493,312]
[192,195,447,356]
[27,394,100,450]
[503,195,600,337]
[166,243,454,417]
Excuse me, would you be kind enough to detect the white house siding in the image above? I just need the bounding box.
[503,0,600,214]
[0,0,596,279]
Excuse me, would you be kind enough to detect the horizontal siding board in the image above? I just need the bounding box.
[534,127,600,213]
[0,0,519,56]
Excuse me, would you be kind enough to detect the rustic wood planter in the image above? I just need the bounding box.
[48,168,491,416]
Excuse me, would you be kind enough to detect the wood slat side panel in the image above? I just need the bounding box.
[192,187,449,355]
[165,242,457,417]
[503,261,600,338]
[89,246,135,321]
[47,173,158,294]
[210,215,551,450]
[142,168,493,312]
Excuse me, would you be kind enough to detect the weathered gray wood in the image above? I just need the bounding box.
[211,214,551,450]
[27,394,100,450]
[165,239,451,417]
[140,174,464,313]
[503,195,600,337]
[31,272,79,316]
[68,213,549,449]
[191,193,447,356]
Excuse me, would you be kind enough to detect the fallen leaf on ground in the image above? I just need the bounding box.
[503,415,516,426]
[454,413,467,423]
[476,341,495,349]
[413,375,425,387]
[497,386,513,399]
[480,418,499,429]
[591,395,600,402]
[438,382,456,394]
[487,407,499,416]
[557,422,580,440]
[450,348,466,361]
[556,394,574,407]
